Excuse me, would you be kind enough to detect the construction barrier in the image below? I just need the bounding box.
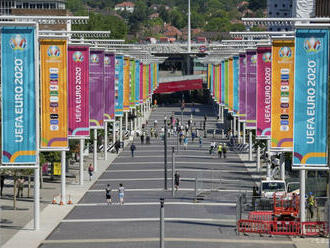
[302,222,328,236]
[238,220,328,237]
[248,211,273,221]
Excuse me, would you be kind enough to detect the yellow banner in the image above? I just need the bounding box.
[123,56,130,111]
[271,39,295,151]
[53,162,61,175]
[40,39,68,148]
[228,58,234,111]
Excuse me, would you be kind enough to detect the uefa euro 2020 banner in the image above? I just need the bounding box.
[1,27,36,163]
[228,58,233,111]
[40,39,68,149]
[115,55,124,116]
[233,56,239,114]
[246,50,257,129]
[221,61,225,105]
[68,45,90,137]
[135,60,140,104]
[89,49,105,128]
[271,39,295,151]
[239,54,247,121]
[256,46,272,139]
[104,52,115,121]
[293,28,329,167]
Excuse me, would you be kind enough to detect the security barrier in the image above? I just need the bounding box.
[302,222,328,236]
[248,211,273,221]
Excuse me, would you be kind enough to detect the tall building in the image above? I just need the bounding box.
[0,0,65,15]
[267,0,293,31]
[315,0,330,17]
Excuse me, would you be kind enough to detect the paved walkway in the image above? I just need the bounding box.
[1,104,327,248]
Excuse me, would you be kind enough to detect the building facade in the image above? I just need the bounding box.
[0,0,65,15]
[267,0,293,31]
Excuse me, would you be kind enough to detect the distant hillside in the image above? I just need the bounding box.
[67,0,267,41]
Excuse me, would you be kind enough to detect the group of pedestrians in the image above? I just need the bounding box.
[209,142,227,158]
[105,183,125,205]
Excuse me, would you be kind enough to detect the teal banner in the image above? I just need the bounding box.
[115,55,124,116]
[293,28,329,167]
[135,60,140,104]
[1,26,36,164]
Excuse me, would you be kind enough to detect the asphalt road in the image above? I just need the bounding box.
[40,104,294,248]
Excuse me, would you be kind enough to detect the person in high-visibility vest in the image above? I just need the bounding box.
[217,144,223,159]
[307,192,315,219]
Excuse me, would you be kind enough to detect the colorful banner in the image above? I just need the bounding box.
[271,39,295,151]
[139,62,144,103]
[68,45,90,137]
[123,56,130,111]
[233,56,239,113]
[40,39,68,148]
[218,63,222,105]
[1,26,36,163]
[104,52,115,121]
[89,49,104,128]
[246,50,257,129]
[211,64,215,98]
[293,28,329,166]
[224,60,229,107]
[135,60,140,104]
[256,46,272,138]
[221,61,225,105]
[239,54,247,121]
[207,64,211,89]
[129,59,136,107]
[228,58,234,111]
[215,64,219,102]
[115,55,124,116]
[53,162,61,175]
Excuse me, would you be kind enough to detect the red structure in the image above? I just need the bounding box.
[154,79,203,94]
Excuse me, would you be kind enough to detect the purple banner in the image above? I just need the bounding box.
[104,52,115,121]
[89,49,105,128]
[239,54,246,121]
[246,50,257,128]
[68,45,90,137]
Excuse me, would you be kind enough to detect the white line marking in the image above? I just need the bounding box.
[96,177,240,182]
[105,169,247,173]
[111,161,244,165]
[42,238,293,244]
[62,218,235,223]
[76,202,236,207]
[88,188,252,193]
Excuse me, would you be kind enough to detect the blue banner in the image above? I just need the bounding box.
[1,26,36,164]
[135,60,140,104]
[150,64,154,94]
[210,64,214,97]
[293,28,329,167]
[221,61,225,104]
[233,56,239,113]
[115,55,124,116]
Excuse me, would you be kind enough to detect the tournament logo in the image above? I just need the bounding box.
[9,34,27,50]
[90,54,99,64]
[304,37,321,53]
[262,52,272,63]
[104,56,111,65]
[251,55,257,64]
[47,46,61,57]
[279,47,292,59]
[73,51,84,62]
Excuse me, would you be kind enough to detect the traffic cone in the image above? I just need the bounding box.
[59,195,64,205]
[67,194,73,205]
[51,195,57,204]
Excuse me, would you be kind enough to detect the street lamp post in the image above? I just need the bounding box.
[164,117,168,190]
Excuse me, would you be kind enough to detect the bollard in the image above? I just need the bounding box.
[160,198,165,248]
[52,195,57,204]
[172,147,175,197]
[67,194,73,205]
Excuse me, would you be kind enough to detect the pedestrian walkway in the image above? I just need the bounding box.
[2,104,327,248]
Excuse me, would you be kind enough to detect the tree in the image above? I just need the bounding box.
[191,11,204,28]
[169,9,186,29]
[159,5,170,23]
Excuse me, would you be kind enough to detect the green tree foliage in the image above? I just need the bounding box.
[169,9,186,29]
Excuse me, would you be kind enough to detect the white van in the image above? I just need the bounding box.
[258,180,287,199]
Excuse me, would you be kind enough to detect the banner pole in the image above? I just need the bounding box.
[93,129,98,172]
[80,138,84,185]
[104,122,108,161]
[243,123,246,145]
[61,150,66,205]
[280,152,285,180]
[112,119,116,145]
[249,130,253,161]
[300,169,306,223]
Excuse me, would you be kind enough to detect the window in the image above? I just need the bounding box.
[276,12,280,16]
[44,3,49,9]
[284,12,287,16]
[50,3,55,9]
[274,4,278,7]
[30,4,36,8]
[37,3,42,9]
[282,4,285,7]
[23,3,29,8]
[269,12,272,15]
[16,3,22,8]
[277,28,281,31]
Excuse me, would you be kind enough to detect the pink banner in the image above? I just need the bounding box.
[68,45,90,137]
[139,62,143,103]
[256,46,272,138]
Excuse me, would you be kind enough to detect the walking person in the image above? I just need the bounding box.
[199,136,202,148]
[174,171,180,191]
[105,184,112,205]
[115,140,120,154]
[88,164,94,181]
[222,144,227,159]
[179,132,183,145]
[307,192,315,219]
[217,143,223,159]
[140,131,145,144]
[183,136,188,150]
[0,175,5,197]
[16,177,24,198]
[118,183,125,205]
[130,143,136,157]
